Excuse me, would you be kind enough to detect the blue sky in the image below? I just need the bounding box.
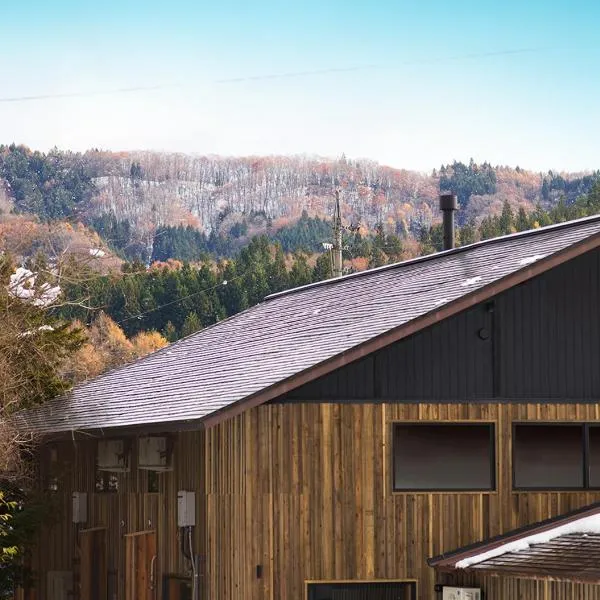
[1,0,599,172]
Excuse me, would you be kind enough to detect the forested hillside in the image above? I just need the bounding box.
[2,142,600,347]
[2,144,598,265]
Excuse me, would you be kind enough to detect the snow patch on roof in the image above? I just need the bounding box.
[461,276,482,287]
[519,254,546,266]
[456,513,600,569]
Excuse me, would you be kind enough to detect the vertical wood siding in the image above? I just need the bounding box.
[33,403,600,600]
[203,402,600,600]
[34,430,206,600]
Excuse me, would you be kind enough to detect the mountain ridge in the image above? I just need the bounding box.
[1,144,599,266]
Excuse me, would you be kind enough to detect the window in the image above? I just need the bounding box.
[513,424,583,489]
[147,470,159,493]
[393,423,495,491]
[307,581,416,600]
[589,426,600,488]
[513,423,600,490]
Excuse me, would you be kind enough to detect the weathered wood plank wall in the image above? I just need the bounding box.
[33,402,600,600]
[204,401,600,600]
[33,430,206,600]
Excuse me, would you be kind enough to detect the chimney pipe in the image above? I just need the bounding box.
[332,190,343,278]
[439,193,458,250]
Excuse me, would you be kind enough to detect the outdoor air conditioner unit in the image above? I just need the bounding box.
[97,439,129,472]
[442,587,482,600]
[138,436,172,471]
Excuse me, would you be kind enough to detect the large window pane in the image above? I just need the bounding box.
[513,424,584,489]
[393,424,494,491]
[588,426,600,488]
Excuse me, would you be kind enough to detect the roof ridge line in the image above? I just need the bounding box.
[265,213,600,301]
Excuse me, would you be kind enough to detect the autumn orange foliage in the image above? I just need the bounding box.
[66,313,168,382]
[149,259,183,271]
[131,330,169,356]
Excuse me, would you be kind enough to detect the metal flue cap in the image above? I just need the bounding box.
[439,193,458,211]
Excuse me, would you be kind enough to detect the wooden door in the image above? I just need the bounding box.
[124,530,157,600]
[79,527,107,600]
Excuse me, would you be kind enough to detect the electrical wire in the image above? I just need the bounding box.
[0,84,177,103]
[115,274,242,325]
[215,46,548,83]
[0,46,551,103]
[188,527,198,600]
[111,254,297,325]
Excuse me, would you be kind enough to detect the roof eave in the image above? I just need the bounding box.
[434,564,600,586]
[428,501,600,569]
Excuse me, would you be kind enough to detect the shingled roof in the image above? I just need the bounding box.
[20,215,600,435]
[429,502,600,584]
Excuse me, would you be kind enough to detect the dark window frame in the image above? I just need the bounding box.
[391,422,496,493]
[512,422,600,491]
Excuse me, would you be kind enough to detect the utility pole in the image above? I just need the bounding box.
[332,189,343,278]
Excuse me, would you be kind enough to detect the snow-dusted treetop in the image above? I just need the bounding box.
[8,267,61,308]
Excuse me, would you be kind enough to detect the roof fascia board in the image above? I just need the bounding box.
[41,418,207,441]
[433,564,600,585]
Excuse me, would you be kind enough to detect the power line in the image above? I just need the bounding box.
[0,46,551,103]
[0,84,177,104]
[115,276,238,325]
[215,64,377,83]
[216,47,548,83]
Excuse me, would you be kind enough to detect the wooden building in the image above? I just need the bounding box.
[20,215,600,599]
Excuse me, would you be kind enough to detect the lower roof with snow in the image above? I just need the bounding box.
[19,215,600,434]
[429,502,600,584]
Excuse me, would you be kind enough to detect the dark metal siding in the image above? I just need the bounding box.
[375,305,493,400]
[278,247,600,403]
[496,246,600,399]
[283,355,376,400]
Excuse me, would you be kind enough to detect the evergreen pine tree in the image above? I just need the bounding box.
[181,312,202,337]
